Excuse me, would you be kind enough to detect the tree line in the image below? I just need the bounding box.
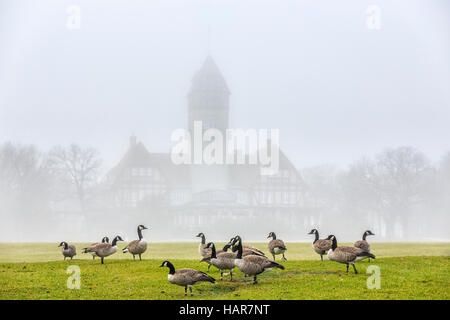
[0,142,448,240]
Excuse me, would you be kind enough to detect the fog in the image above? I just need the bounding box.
[0,0,449,242]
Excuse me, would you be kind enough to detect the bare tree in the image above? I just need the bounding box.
[373,147,431,238]
[48,144,102,212]
[0,143,52,240]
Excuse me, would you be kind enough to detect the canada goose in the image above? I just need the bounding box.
[233,236,284,284]
[267,232,287,261]
[82,236,109,260]
[308,229,332,261]
[196,233,232,271]
[159,260,215,296]
[202,242,236,281]
[84,235,124,264]
[123,225,148,260]
[354,230,375,262]
[59,242,76,260]
[327,235,375,274]
[230,236,265,256]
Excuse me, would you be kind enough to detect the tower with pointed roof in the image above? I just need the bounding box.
[188,56,231,193]
[188,56,230,134]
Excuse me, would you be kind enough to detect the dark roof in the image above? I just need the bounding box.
[189,56,230,96]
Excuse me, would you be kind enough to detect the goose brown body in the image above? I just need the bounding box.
[83,236,109,259]
[204,242,236,280]
[233,236,284,284]
[84,236,123,264]
[354,230,375,261]
[160,260,215,296]
[354,240,370,252]
[327,235,375,273]
[267,232,287,261]
[123,225,148,260]
[230,237,265,257]
[59,242,76,260]
[308,229,332,261]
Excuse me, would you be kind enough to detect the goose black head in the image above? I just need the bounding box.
[138,225,148,231]
[115,235,124,242]
[102,236,109,243]
[308,229,318,235]
[365,230,375,236]
[328,235,337,249]
[196,233,204,238]
[267,232,274,239]
[159,260,175,274]
[159,260,170,268]
[205,242,214,249]
[58,241,67,247]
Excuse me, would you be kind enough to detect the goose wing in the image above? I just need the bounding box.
[243,245,265,256]
[334,246,362,261]
[87,242,112,256]
[269,239,287,251]
[314,239,332,251]
[354,240,370,252]
[177,268,215,283]
[124,239,140,251]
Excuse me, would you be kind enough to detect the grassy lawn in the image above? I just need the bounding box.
[0,242,449,300]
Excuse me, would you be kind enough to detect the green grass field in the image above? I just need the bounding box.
[0,242,449,300]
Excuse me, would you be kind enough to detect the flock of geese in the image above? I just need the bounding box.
[58,226,376,296]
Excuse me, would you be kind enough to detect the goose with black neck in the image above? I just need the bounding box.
[159,260,215,296]
[123,225,148,260]
[327,235,375,274]
[233,235,284,284]
[84,235,123,264]
[308,229,332,261]
[58,241,76,260]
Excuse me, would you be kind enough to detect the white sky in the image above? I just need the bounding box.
[0,0,449,170]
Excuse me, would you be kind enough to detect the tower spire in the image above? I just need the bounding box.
[207,25,211,55]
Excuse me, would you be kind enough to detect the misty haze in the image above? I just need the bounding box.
[0,0,449,243]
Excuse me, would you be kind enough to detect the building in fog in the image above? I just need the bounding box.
[106,57,306,234]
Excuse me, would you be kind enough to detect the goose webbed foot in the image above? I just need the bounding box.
[282,254,287,261]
